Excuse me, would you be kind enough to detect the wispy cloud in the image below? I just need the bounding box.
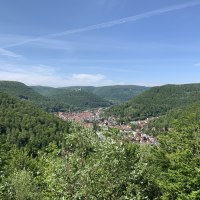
[0,48,23,58]
[0,62,114,87]
[194,63,200,66]
[48,1,200,37]
[66,73,114,86]
[3,1,200,48]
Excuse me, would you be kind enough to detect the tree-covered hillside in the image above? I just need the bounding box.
[0,81,67,112]
[0,81,46,101]
[146,101,200,136]
[107,83,200,121]
[0,91,200,199]
[29,86,57,96]
[0,92,70,155]
[66,85,149,103]
[33,85,149,104]
[92,85,149,103]
[32,86,112,110]
[0,81,111,112]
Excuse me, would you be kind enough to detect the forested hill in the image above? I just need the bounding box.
[146,101,200,136]
[0,81,111,111]
[0,81,66,112]
[29,86,56,96]
[0,92,71,155]
[33,85,149,104]
[1,91,200,199]
[91,85,149,103]
[64,85,149,103]
[107,83,200,121]
[0,81,45,101]
[32,86,112,110]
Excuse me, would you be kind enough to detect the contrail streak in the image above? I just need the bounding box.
[3,0,200,48]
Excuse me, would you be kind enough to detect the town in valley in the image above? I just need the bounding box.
[57,109,157,145]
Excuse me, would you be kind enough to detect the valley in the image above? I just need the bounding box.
[57,109,157,145]
[1,1,200,198]
[0,81,200,199]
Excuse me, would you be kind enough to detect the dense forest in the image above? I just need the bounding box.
[32,86,112,110]
[0,92,71,154]
[0,90,200,199]
[0,81,112,112]
[32,85,148,104]
[0,81,68,112]
[91,85,149,104]
[145,101,200,136]
[107,83,200,121]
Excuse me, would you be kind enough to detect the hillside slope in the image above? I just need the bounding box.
[92,85,149,103]
[33,85,149,104]
[32,86,112,110]
[0,92,71,154]
[0,81,45,101]
[0,81,66,112]
[107,83,200,121]
[64,85,149,103]
[0,91,200,199]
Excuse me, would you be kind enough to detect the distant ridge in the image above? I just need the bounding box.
[0,81,66,112]
[0,81,149,111]
[32,86,112,110]
[106,83,200,121]
[0,81,113,111]
[91,85,149,103]
[36,85,149,104]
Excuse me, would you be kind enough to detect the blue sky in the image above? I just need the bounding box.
[0,0,200,87]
